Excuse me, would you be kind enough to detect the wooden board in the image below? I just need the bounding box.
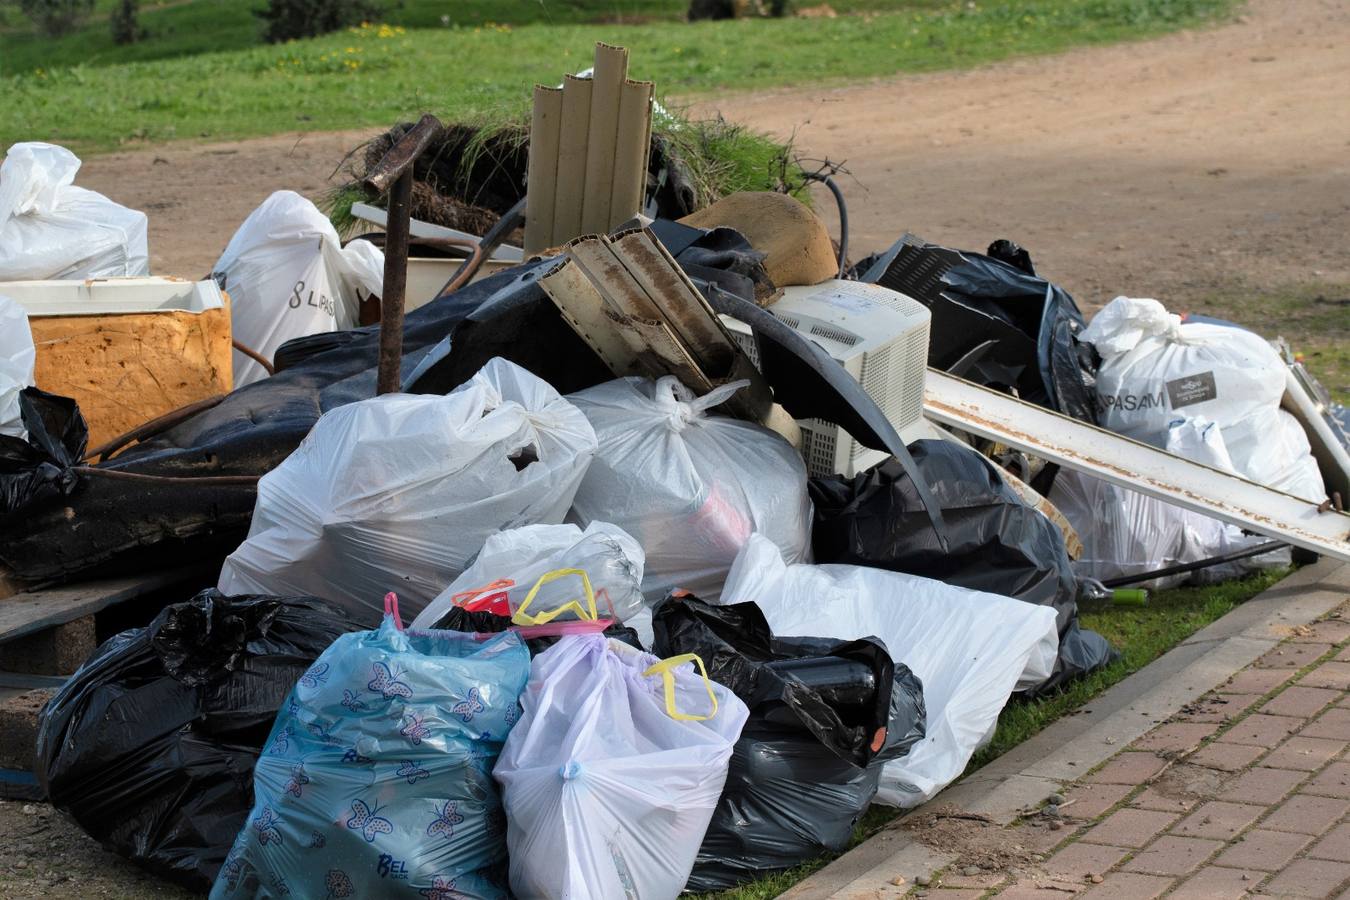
[0,565,212,645]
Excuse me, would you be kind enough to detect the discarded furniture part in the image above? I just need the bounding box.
[213,191,383,386]
[1280,358,1350,504]
[924,368,1350,562]
[0,142,149,281]
[348,202,524,261]
[568,376,811,602]
[540,226,775,425]
[361,113,443,395]
[720,277,932,477]
[862,234,1099,424]
[1,277,232,449]
[810,440,1117,694]
[525,43,654,254]
[410,521,646,629]
[720,534,1059,807]
[36,591,359,891]
[214,610,529,900]
[1085,296,1327,503]
[653,596,925,890]
[679,191,837,289]
[217,358,597,624]
[0,295,33,438]
[495,634,750,900]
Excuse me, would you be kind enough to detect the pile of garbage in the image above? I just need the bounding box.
[2,38,1347,900]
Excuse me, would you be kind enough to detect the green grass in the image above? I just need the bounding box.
[705,565,1290,899]
[2,0,1236,154]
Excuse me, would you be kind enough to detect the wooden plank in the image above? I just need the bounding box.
[0,565,211,644]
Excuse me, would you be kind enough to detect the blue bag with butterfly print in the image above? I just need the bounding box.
[212,597,530,900]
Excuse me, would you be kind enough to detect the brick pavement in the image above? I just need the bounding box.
[912,609,1350,898]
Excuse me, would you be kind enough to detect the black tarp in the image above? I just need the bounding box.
[35,590,359,890]
[653,596,925,890]
[810,440,1117,694]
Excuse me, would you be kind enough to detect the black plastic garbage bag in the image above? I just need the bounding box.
[653,596,925,891]
[35,590,359,890]
[0,386,87,513]
[861,235,1099,423]
[431,605,645,654]
[810,440,1117,694]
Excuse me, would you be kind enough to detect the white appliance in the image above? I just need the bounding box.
[721,279,931,478]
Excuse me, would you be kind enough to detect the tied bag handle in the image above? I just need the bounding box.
[642,653,718,722]
[511,567,599,626]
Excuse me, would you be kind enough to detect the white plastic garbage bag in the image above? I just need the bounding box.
[218,358,598,623]
[0,142,149,281]
[494,634,750,899]
[718,534,1059,807]
[411,521,647,630]
[0,295,35,439]
[566,376,811,601]
[1084,296,1325,501]
[212,190,384,386]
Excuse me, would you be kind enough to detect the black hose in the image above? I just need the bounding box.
[1100,540,1289,588]
[803,172,849,278]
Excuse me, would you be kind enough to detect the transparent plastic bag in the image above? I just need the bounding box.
[0,295,34,438]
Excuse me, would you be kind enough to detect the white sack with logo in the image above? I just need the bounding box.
[212,190,384,386]
[1084,296,1326,502]
[0,142,149,280]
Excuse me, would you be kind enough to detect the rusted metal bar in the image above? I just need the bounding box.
[364,114,443,395]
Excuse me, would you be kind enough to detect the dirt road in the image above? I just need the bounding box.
[77,0,1350,313]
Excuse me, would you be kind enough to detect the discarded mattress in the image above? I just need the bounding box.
[810,440,1116,693]
[718,534,1059,807]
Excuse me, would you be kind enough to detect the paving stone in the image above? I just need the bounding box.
[1171,801,1265,840]
[1261,858,1350,897]
[1217,766,1308,805]
[1262,685,1343,719]
[1019,821,1081,852]
[1299,661,1350,691]
[1301,706,1350,741]
[1131,787,1199,813]
[1338,644,1350,662]
[1219,666,1298,695]
[1063,783,1134,821]
[1167,865,1265,900]
[1083,752,1170,786]
[928,889,985,899]
[1303,762,1350,799]
[936,869,1008,889]
[1260,793,1347,835]
[1262,735,1347,772]
[1120,836,1223,876]
[1213,828,1311,870]
[1187,741,1264,772]
[1045,840,1130,880]
[1176,693,1262,723]
[1256,643,1335,670]
[1080,871,1174,899]
[1293,617,1350,645]
[1216,713,1302,747]
[1082,808,1180,849]
[994,882,1078,900]
[1310,823,1350,863]
[1133,722,1219,754]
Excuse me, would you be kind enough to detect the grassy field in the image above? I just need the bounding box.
[1,0,1235,154]
[708,565,1292,899]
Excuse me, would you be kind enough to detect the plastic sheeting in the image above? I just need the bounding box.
[217,358,597,624]
[810,440,1116,692]
[411,521,646,629]
[36,591,359,891]
[0,386,86,514]
[652,596,925,890]
[0,295,34,438]
[494,635,749,899]
[1084,296,1327,502]
[213,191,384,386]
[213,615,530,900]
[0,142,149,280]
[567,376,812,601]
[719,534,1059,807]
